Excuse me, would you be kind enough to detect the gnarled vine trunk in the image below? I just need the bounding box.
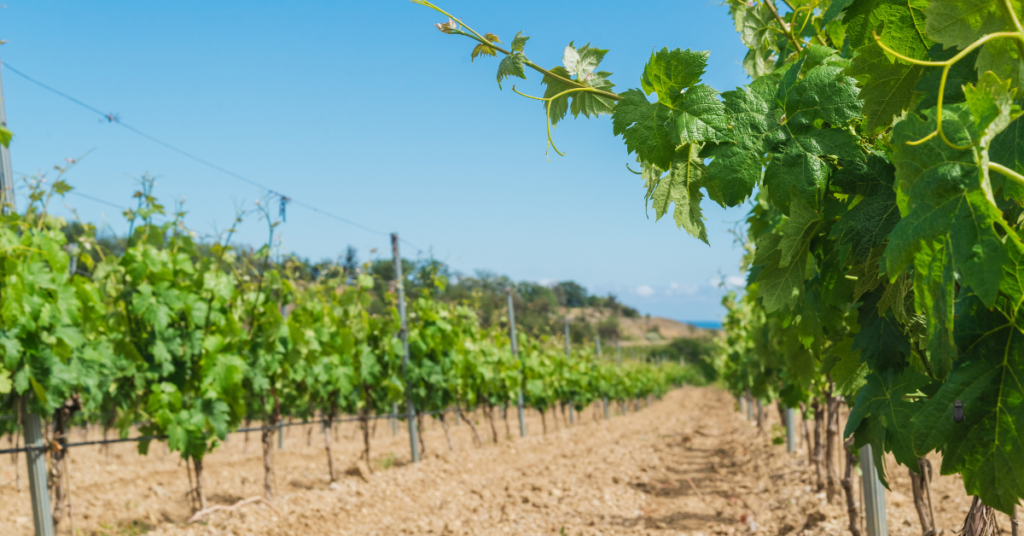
[503,401,511,439]
[909,457,937,536]
[193,457,207,511]
[800,403,813,464]
[812,400,825,491]
[439,413,455,451]
[261,412,280,500]
[540,409,547,435]
[360,407,372,473]
[826,389,840,502]
[456,404,483,446]
[243,417,252,454]
[485,403,499,444]
[51,394,81,534]
[840,437,861,536]
[323,407,337,481]
[958,496,999,536]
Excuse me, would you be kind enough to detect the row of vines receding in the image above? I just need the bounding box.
[413,0,1024,531]
[0,174,697,530]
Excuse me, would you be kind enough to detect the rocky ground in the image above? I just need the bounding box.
[0,386,997,535]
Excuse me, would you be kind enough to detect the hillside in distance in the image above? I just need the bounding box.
[565,307,717,347]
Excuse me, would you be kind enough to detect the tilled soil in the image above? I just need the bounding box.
[0,387,994,535]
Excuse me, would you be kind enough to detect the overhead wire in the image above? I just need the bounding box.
[14,170,128,211]
[2,62,424,253]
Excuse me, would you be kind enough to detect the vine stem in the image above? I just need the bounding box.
[989,162,1024,188]
[513,85,607,159]
[411,0,621,101]
[873,30,1024,150]
[765,0,803,53]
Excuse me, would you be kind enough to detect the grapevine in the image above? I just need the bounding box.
[412,0,1024,526]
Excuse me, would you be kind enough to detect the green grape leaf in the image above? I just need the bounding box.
[829,155,901,265]
[0,367,11,394]
[471,43,497,61]
[730,1,777,78]
[562,42,607,80]
[924,0,1011,49]
[964,71,1014,149]
[778,198,821,268]
[0,126,11,148]
[854,288,911,373]
[28,376,47,405]
[925,0,1024,88]
[821,0,855,26]
[496,51,526,89]
[844,368,931,470]
[912,293,1024,515]
[705,76,786,206]
[847,44,926,133]
[913,237,956,380]
[831,340,869,399]
[977,36,1024,91]
[754,232,809,313]
[510,31,529,53]
[844,0,933,61]
[780,62,864,127]
[641,48,708,102]
[671,85,732,145]
[764,127,863,214]
[850,410,891,486]
[542,43,617,126]
[886,104,1009,307]
[612,89,676,170]
[643,144,715,244]
[915,45,981,110]
[990,95,1024,201]
[471,33,502,62]
[542,66,616,125]
[706,59,863,213]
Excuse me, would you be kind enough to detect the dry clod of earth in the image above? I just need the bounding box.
[0,387,986,535]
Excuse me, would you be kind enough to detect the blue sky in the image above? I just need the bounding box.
[0,0,753,323]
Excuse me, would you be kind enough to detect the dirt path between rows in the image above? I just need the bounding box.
[1,387,987,535]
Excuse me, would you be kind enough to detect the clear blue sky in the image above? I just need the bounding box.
[0,0,753,323]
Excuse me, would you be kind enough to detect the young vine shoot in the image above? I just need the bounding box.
[412,0,1024,526]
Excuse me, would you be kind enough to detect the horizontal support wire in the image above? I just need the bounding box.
[0,408,459,455]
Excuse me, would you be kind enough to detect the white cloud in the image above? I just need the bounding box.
[538,278,556,287]
[710,275,746,289]
[635,285,655,297]
[667,282,698,295]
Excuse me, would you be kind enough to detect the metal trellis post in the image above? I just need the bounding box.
[861,444,889,536]
[23,402,54,536]
[391,403,398,436]
[509,290,526,438]
[0,62,14,213]
[785,406,796,453]
[392,233,419,463]
[5,74,51,536]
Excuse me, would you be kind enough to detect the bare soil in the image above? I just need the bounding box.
[0,387,996,536]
